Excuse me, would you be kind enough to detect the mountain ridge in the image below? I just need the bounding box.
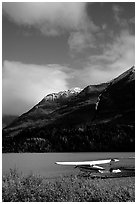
[42,87,82,102]
[3,66,135,152]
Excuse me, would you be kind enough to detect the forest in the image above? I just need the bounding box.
[3,122,135,152]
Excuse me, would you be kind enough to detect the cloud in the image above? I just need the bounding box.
[129,17,135,24]
[67,11,99,53]
[2,3,135,116]
[74,30,135,85]
[2,61,70,115]
[112,4,129,28]
[3,2,88,36]
[112,4,123,23]
[2,30,135,115]
[68,31,96,52]
[3,2,99,52]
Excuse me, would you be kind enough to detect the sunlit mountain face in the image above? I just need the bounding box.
[3,67,135,152]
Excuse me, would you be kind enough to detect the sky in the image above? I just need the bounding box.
[2,2,135,115]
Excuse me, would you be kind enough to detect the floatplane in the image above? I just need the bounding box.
[56,158,121,174]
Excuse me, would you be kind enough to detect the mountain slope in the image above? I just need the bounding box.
[94,66,135,124]
[3,88,82,134]
[2,115,18,128]
[3,66,135,152]
[3,84,108,136]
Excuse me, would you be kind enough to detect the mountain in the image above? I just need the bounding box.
[2,115,18,128]
[3,87,83,134]
[3,66,135,152]
[94,66,135,124]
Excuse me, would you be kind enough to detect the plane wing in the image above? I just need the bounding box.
[55,159,119,166]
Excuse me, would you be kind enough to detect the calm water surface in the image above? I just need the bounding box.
[3,152,135,178]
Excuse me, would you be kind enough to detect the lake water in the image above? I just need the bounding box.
[3,152,135,178]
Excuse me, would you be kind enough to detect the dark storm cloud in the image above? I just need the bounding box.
[3,2,88,36]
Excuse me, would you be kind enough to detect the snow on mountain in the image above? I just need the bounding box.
[43,87,82,102]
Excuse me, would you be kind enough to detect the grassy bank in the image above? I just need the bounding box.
[3,169,135,202]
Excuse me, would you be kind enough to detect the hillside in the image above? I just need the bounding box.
[3,66,135,152]
[2,115,18,128]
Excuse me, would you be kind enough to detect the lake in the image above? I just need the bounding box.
[3,152,135,178]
